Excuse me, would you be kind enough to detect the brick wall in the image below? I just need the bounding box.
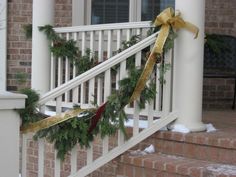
[203,0,236,109]
[24,136,118,177]
[205,0,236,37]
[7,0,72,91]
[7,0,32,91]
[203,78,235,110]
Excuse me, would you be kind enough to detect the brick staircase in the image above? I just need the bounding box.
[116,129,236,177]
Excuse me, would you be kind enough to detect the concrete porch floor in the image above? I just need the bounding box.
[203,110,236,130]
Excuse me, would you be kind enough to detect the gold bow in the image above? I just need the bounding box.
[129,7,199,103]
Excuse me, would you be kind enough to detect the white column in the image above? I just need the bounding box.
[0,91,26,177]
[173,0,206,132]
[0,0,7,90]
[32,0,54,95]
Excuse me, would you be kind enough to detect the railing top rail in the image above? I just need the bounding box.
[54,21,152,33]
[39,32,158,105]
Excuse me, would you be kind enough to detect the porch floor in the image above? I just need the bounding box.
[203,110,236,131]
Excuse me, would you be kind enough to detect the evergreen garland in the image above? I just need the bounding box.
[18,88,45,126]
[20,23,176,161]
[33,66,156,160]
[39,25,78,63]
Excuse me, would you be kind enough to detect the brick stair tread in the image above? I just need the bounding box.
[153,130,236,150]
[119,152,236,177]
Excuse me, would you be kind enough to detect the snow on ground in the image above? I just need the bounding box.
[124,119,148,128]
[130,144,155,156]
[171,124,190,133]
[44,111,217,134]
[207,164,236,175]
[206,123,217,132]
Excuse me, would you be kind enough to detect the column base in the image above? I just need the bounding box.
[172,120,206,132]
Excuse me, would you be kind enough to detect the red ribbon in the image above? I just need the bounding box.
[88,102,107,133]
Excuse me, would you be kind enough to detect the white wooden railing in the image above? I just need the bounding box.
[21,28,178,177]
[50,21,152,91]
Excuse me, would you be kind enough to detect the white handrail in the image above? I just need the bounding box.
[54,21,152,33]
[39,32,158,105]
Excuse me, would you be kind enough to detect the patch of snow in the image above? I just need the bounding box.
[77,112,90,118]
[124,119,148,128]
[171,124,190,133]
[160,126,168,131]
[206,123,217,132]
[207,164,236,175]
[144,144,155,153]
[130,149,147,156]
[130,144,155,156]
[45,110,56,116]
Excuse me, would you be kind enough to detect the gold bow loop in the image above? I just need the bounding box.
[129,7,199,103]
[153,7,199,54]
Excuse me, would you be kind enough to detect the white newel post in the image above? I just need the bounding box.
[0,91,26,177]
[173,0,206,131]
[32,0,55,95]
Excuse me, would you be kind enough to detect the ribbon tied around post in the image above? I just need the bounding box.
[129,7,199,103]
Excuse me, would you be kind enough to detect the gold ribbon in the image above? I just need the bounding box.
[21,108,92,133]
[129,7,199,103]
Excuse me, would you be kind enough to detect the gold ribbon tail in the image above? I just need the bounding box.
[129,25,170,103]
[21,108,90,133]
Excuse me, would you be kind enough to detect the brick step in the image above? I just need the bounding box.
[133,129,236,165]
[117,152,236,177]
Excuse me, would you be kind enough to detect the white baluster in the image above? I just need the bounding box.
[155,64,161,111]
[57,57,62,87]
[21,134,28,177]
[135,51,142,69]
[72,32,79,104]
[133,101,140,136]
[116,29,121,51]
[50,42,55,90]
[104,69,111,99]
[70,146,77,175]
[107,30,113,58]
[126,28,131,41]
[56,96,62,114]
[98,30,104,62]
[102,137,109,155]
[54,151,61,177]
[82,31,86,56]
[136,28,141,37]
[116,29,122,90]
[72,86,79,104]
[73,32,78,78]
[80,83,85,108]
[133,51,142,135]
[90,31,94,59]
[87,144,93,165]
[148,100,154,127]
[97,31,104,105]
[162,50,172,116]
[65,33,70,102]
[102,69,111,154]
[57,34,63,87]
[38,139,44,177]
[89,78,95,106]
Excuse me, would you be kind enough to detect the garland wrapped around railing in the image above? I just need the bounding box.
[20,7,198,160]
